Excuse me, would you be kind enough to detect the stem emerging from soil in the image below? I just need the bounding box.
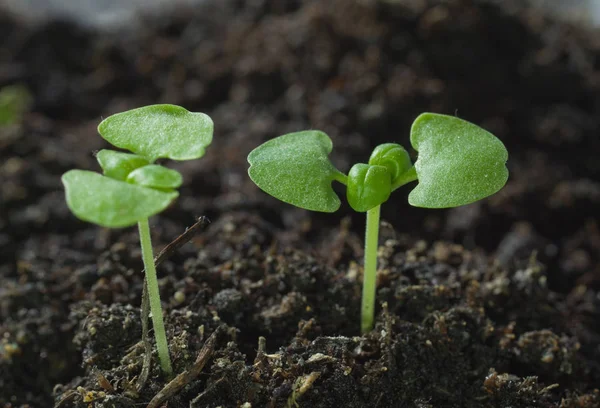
[361,205,381,334]
[138,218,173,377]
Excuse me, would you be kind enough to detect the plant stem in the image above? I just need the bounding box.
[361,205,381,334]
[138,218,173,377]
[391,166,418,191]
[333,171,348,185]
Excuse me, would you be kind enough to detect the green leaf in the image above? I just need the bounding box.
[408,113,509,208]
[98,104,213,162]
[96,149,149,181]
[368,143,413,188]
[347,164,392,212]
[247,130,345,212]
[126,165,183,190]
[62,170,178,228]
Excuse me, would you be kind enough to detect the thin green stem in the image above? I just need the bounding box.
[138,218,173,377]
[333,170,348,185]
[391,166,418,191]
[361,205,381,334]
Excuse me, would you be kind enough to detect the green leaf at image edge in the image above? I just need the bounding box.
[247,130,344,213]
[408,113,508,208]
[98,104,213,162]
[62,170,179,228]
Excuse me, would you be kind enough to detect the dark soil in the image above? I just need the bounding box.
[1,0,600,407]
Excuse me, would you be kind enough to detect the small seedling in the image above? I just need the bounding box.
[62,104,213,376]
[248,113,508,334]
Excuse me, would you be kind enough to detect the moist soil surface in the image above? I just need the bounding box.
[1,0,600,407]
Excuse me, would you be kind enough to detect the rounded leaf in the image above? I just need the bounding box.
[247,130,344,212]
[96,149,149,181]
[368,143,412,186]
[126,164,183,190]
[408,113,508,208]
[62,170,179,228]
[98,104,213,162]
[347,164,391,212]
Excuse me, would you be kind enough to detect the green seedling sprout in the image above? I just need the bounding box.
[248,113,508,334]
[62,104,213,376]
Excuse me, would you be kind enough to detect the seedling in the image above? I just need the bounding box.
[62,104,213,376]
[248,113,508,334]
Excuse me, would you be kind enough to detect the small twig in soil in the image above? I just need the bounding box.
[146,325,223,408]
[150,216,211,269]
[54,389,78,408]
[294,318,316,341]
[287,371,321,408]
[253,336,268,372]
[381,302,395,368]
[138,216,211,392]
[95,370,115,393]
[137,279,152,393]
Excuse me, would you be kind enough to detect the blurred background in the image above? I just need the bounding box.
[1,0,600,28]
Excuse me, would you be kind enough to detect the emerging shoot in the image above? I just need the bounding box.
[247,113,508,334]
[62,104,213,376]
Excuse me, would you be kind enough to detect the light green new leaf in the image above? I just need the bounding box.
[96,149,149,181]
[368,143,412,186]
[408,113,508,208]
[127,165,183,190]
[347,164,392,212]
[98,104,213,162]
[247,131,345,212]
[62,170,178,228]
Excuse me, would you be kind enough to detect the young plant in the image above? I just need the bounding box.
[62,104,213,376]
[247,113,508,334]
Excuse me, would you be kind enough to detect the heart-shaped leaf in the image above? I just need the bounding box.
[62,170,178,228]
[408,113,508,208]
[247,130,345,212]
[98,104,213,162]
